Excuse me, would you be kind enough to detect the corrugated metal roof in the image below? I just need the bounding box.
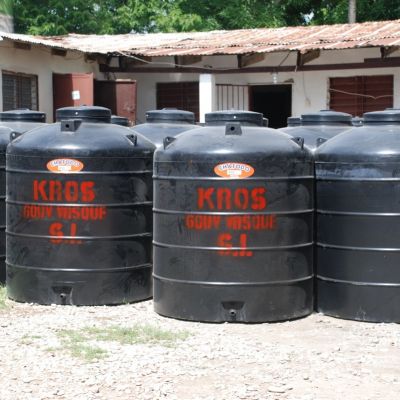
[1,19,400,57]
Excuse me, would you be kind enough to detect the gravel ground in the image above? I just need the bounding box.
[0,298,399,400]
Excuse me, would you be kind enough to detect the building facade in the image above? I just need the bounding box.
[0,20,399,125]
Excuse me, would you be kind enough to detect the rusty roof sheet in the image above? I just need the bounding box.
[1,19,400,57]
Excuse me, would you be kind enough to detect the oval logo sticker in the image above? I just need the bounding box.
[214,162,255,179]
[47,158,84,173]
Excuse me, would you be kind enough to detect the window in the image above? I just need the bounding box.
[157,82,199,121]
[2,71,38,111]
[329,75,393,116]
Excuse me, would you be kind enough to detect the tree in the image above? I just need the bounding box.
[13,0,400,36]
[310,0,400,25]
[0,0,12,16]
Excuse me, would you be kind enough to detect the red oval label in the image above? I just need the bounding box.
[46,158,84,173]
[214,162,255,179]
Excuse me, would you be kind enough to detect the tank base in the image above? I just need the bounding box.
[153,277,313,322]
[6,264,152,305]
[317,278,400,323]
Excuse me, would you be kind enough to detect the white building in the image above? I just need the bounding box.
[0,19,399,127]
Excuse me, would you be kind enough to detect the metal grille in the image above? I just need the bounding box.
[329,75,393,116]
[2,71,38,111]
[157,82,199,121]
[217,84,248,111]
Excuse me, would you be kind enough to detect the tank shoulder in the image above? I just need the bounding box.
[0,126,12,149]
[155,125,312,161]
[7,122,155,156]
[315,125,400,162]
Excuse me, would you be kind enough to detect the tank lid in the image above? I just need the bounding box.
[205,110,264,126]
[111,115,129,126]
[146,108,195,123]
[351,116,363,126]
[287,116,301,126]
[0,109,46,122]
[363,109,400,123]
[301,110,352,124]
[56,106,111,123]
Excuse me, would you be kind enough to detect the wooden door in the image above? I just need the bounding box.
[94,80,137,125]
[53,73,94,120]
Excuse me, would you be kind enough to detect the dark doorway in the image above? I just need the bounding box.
[94,80,137,125]
[250,85,292,128]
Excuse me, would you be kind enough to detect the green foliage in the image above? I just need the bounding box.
[83,324,190,345]
[0,285,7,309]
[55,324,190,362]
[12,0,400,35]
[310,0,400,25]
[0,0,12,16]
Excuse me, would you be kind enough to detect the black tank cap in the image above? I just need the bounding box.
[111,115,129,126]
[351,117,363,126]
[0,109,46,122]
[363,109,400,123]
[56,106,111,123]
[205,110,264,126]
[146,109,195,123]
[287,116,301,126]
[301,110,352,124]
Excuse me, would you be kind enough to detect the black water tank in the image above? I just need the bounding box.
[0,109,47,134]
[315,109,400,322]
[351,117,363,127]
[205,110,264,126]
[6,107,155,305]
[153,121,314,322]
[111,115,129,126]
[131,109,197,147]
[285,110,352,151]
[279,116,302,133]
[0,126,13,283]
[56,105,111,123]
[287,116,302,127]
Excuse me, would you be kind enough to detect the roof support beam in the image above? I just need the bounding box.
[51,48,67,57]
[237,53,265,68]
[119,56,152,69]
[99,57,400,74]
[13,42,31,51]
[380,46,398,58]
[296,49,320,67]
[174,55,202,65]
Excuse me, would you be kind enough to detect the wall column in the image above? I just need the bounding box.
[199,74,216,123]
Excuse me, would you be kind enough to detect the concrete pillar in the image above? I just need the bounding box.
[0,14,14,32]
[199,74,216,123]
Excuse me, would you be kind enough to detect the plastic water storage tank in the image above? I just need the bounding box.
[205,110,264,127]
[153,118,314,322]
[0,126,13,283]
[284,110,352,151]
[0,109,46,135]
[315,109,400,322]
[131,109,198,147]
[111,115,130,127]
[55,105,111,123]
[6,106,155,305]
[279,116,302,135]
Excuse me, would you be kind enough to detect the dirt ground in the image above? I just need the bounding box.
[0,299,399,400]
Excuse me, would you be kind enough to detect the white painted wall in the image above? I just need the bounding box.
[0,39,99,122]
[1,39,398,124]
[111,47,400,122]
